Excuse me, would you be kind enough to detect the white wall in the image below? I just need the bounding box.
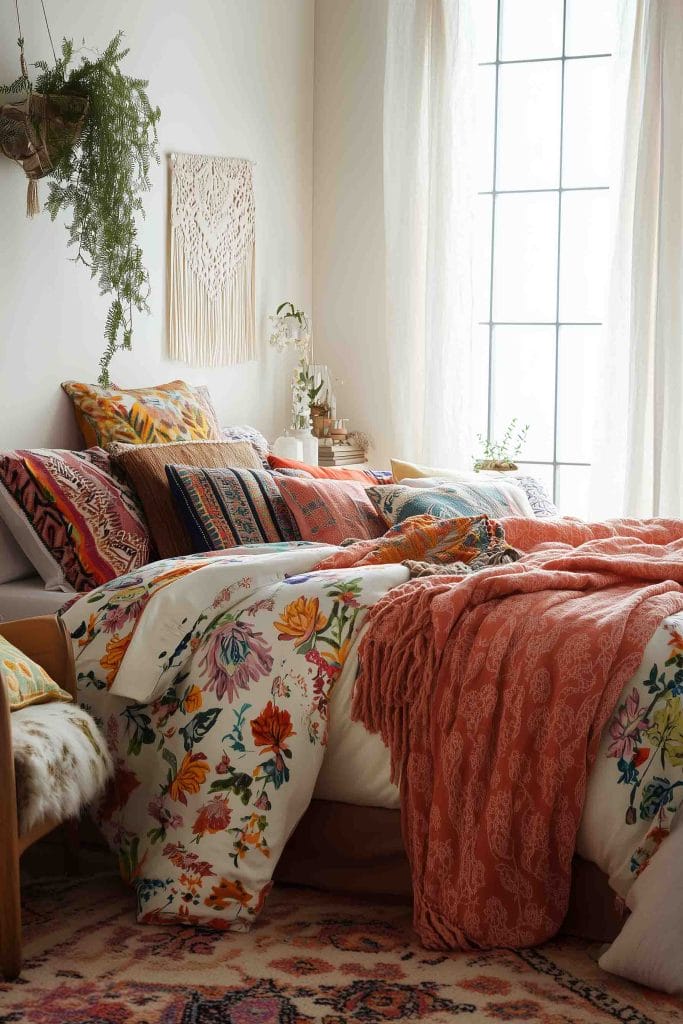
[0,0,314,448]
[312,0,390,465]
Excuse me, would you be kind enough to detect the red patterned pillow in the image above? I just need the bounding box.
[0,448,153,592]
[275,476,386,545]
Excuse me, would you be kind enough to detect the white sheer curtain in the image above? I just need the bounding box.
[591,0,683,518]
[383,0,476,466]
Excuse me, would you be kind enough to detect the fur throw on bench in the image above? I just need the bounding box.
[11,703,112,835]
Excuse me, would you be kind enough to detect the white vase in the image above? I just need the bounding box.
[291,428,318,467]
[273,433,304,461]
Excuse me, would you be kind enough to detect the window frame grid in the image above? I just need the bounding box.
[482,0,610,502]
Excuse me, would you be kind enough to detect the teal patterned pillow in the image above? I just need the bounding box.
[366,481,534,526]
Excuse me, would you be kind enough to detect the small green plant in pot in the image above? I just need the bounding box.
[474,418,530,472]
[0,31,161,384]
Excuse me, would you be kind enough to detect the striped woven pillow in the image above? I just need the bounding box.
[166,465,301,551]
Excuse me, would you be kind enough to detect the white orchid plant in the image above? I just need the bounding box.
[268,301,323,429]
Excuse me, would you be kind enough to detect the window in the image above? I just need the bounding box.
[475,0,617,517]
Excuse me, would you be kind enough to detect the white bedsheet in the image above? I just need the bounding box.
[314,624,400,809]
[0,576,70,621]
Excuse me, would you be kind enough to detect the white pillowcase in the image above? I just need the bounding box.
[599,811,683,994]
[0,484,70,592]
[0,504,35,585]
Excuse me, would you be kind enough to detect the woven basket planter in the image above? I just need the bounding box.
[0,91,88,215]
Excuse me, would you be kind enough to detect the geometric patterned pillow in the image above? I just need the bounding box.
[166,465,301,551]
[61,379,222,448]
[220,424,270,464]
[0,448,152,592]
[366,481,535,527]
[0,634,72,710]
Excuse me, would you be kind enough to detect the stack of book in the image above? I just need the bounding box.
[317,438,368,467]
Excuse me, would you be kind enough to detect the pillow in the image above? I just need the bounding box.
[221,425,270,463]
[268,453,392,484]
[391,457,559,518]
[599,816,683,994]
[0,634,72,710]
[62,379,222,448]
[0,448,152,593]
[367,481,535,527]
[0,515,33,585]
[166,465,300,551]
[275,476,386,545]
[110,440,264,558]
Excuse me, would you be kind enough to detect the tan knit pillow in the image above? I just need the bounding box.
[109,440,263,558]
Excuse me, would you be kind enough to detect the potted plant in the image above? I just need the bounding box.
[1,32,160,384]
[474,418,530,472]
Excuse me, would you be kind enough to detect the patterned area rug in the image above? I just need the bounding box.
[1,874,682,1024]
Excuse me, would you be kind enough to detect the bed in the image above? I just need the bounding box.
[0,577,69,622]
[53,526,683,993]
[1,409,681,993]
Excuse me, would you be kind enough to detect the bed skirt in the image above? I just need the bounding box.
[275,799,626,944]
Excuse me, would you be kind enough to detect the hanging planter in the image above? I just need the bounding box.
[1,14,160,384]
[0,90,88,215]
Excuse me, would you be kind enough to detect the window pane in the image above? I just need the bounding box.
[565,0,617,56]
[473,325,491,443]
[476,0,499,62]
[557,465,591,518]
[562,57,613,187]
[491,325,556,461]
[477,65,496,192]
[496,62,561,190]
[493,192,558,322]
[556,326,601,462]
[500,0,564,61]
[475,194,493,323]
[516,462,555,496]
[559,190,610,323]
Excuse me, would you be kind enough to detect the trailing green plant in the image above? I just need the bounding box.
[474,417,530,471]
[2,32,161,384]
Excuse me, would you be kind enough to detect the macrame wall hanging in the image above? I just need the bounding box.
[169,152,256,366]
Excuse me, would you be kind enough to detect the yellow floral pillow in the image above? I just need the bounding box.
[61,380,222,448]
[1,636,72,711]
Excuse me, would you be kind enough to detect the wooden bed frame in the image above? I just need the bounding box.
[0,616,77,980]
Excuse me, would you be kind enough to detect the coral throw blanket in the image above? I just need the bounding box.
[353,519,683,949]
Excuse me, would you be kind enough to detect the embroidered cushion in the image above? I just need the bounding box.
[267,453,392,484]
[390,458,559,518]
[275,476,386,545]
[1,634,72,711]
[62,379,222,448]
[367,481,535,527]
[110,441,265,559]
[0,448,152,592]
[167,465,301,551]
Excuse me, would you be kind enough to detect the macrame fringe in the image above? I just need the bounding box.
[26,179,40,218]
[169,231,255,366]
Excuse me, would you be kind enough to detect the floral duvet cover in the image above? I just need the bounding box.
[61,541,683,933]
[61,543,407,927]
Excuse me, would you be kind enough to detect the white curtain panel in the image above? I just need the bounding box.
[591,0,683,518]
[383,0,476,466]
